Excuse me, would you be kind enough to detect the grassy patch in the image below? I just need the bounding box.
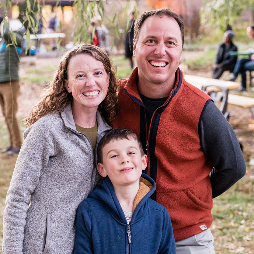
[183,48,217,71]
[20,62,58,86]
[26,65,56,74]
[211,176,254,253]
[23,75,51,84]
[112,55,133,79]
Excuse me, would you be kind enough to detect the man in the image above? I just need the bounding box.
[113,8,246,254]
[212,30,238,79]
[0,18,23,155]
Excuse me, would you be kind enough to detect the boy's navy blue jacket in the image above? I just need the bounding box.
[74,173,176,254]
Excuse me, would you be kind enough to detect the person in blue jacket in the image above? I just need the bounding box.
[74,128,176,254]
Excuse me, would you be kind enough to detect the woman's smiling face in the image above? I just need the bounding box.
[65,53,109,111]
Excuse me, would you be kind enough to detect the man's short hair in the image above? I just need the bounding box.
[97,128,145,164]
[134,8,184,47]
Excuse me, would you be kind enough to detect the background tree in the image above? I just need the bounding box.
[2,0,136,50]
[200,0,246,31]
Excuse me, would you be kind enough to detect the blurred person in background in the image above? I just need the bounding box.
[0,17,23,155]
[125,11,135,69]
[46,13,59,50]
[90,19,110,56]
[212,30,238,79]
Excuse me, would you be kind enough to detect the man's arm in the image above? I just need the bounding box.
[199,100,246,198]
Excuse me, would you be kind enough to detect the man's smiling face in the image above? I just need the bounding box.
[133,15,182,97]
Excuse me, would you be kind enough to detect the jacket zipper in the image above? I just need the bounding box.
[127,224,131,254]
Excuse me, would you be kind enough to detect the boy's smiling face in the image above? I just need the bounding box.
[97,138,147,188]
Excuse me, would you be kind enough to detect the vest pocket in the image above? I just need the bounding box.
[184,188,213,210]
[42,214,51,254]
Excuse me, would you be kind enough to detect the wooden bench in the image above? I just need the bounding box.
[227,94,254,117]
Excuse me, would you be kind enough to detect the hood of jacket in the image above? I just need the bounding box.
[88,173,155,224]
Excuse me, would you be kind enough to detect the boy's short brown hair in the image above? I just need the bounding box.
[97,128,145,164]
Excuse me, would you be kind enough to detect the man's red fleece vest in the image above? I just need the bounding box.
[113,68,214,241]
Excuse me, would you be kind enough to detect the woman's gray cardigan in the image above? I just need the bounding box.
[3,104,111,254]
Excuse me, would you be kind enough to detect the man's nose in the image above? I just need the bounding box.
[154,42,166,56]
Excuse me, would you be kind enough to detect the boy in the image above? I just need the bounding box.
[74,128,176,254]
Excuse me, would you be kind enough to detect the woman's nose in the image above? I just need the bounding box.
[86,76,96,86]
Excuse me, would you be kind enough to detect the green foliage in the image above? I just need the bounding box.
[3,0,131,50]
[18,0,41,32]
[200,0,247,31]
[1,0,140,53]
[72,0,98,43]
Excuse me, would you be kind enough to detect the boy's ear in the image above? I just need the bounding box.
[97,163,107,177]
[141,155,148,171]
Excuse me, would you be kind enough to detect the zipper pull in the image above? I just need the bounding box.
[146,140,149,151]
[127,224,131,244]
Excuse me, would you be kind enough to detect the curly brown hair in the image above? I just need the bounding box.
[24,44,119,127]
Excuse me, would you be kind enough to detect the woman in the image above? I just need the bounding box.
[3,44,118,254]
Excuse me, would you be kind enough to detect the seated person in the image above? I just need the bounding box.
[74,128,176,254]
[229,26,254,91]
[212,30,237,79]
[212,30,238,79]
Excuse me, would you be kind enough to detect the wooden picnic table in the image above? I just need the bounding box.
[184,75,240,90]
[185,74,254,120]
